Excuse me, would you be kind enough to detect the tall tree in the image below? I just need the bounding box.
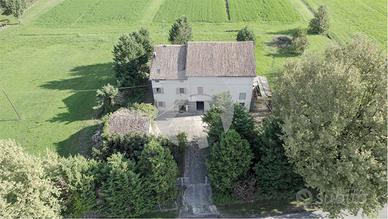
[236,26,255,43]
[168,16,192,44]
[203,92,256,145]
[308,5,329,34]
[99,153,146,217]
[113,28,152,88]
[0,140,61,217]
[138,139,178,205]
[43,154,98,217]
[254,116,304,194]
[274,36,387,217]
[0,0,26,18]
[93,83,119,116]
[207,129,253,194]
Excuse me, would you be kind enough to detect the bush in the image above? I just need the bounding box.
[207,129,253,194]
[291,28,308,54]
[168,16,192,44]
[93,132,150,161]
[138,139,178,205]
[308,5,329,34]
[176,132,187,152]
[253,117,304,195]
[93,84,119,117]
[236,26,255,43]
[0,140,61,217]
[0,0,26,18]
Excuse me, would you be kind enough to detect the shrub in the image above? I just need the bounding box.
[129,103,158,120]
[93,132,150,161]
[138,139,178,205]
[168,16,192,44]
[236,26,255,43]
[308,5,329,34]
[93,84,119,117]
[291,28,308,54]
[176,132,187,152]
[0,140,61,217]
[207,129,253,194]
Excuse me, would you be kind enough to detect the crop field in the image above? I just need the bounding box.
[304,0,387,47]
[0,0,384,155]
[153,0,227,23]
[228,0,303,22]
[36,0,151,26]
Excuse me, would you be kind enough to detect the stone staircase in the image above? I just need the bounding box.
[179,142,219,218]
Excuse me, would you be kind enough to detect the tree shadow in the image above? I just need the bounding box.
[56,123,100,157]
[265,35,299,58]
[267,28,299,35]
[40,63,115,124]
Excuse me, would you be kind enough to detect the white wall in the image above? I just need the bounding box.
[152,76,254,112]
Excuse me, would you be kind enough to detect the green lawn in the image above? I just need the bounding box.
[0,0,383,155]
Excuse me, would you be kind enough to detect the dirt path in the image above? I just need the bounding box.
[179,142,219,217]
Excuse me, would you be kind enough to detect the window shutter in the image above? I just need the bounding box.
[176,88,180,94]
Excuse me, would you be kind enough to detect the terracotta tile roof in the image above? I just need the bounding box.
[150,45,186,80]
[186,41,256,77]
[107,108,150,135]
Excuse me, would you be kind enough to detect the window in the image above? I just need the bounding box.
[197,87,204,95]
[157,101,166,108]
[178,88,186,94]
[239,92,247,100]
[155,87,163,94]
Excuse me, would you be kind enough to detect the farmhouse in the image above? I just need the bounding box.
[150,41,258,113]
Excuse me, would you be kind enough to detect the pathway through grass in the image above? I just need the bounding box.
[140,0,165,24]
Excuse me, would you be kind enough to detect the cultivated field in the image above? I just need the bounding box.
[153,0,227,23]
[228,0,302,22]
[0,0,385,155]
[37,0,151,26]
[304,0,387,47]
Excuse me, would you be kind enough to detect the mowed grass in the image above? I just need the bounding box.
[305,0,387,47]
[228,0,302,22]
[153,0,227,22]
[36,0,151,26]
[0,0,383,155]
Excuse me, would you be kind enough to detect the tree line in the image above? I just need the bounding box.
[0,123,179,217]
